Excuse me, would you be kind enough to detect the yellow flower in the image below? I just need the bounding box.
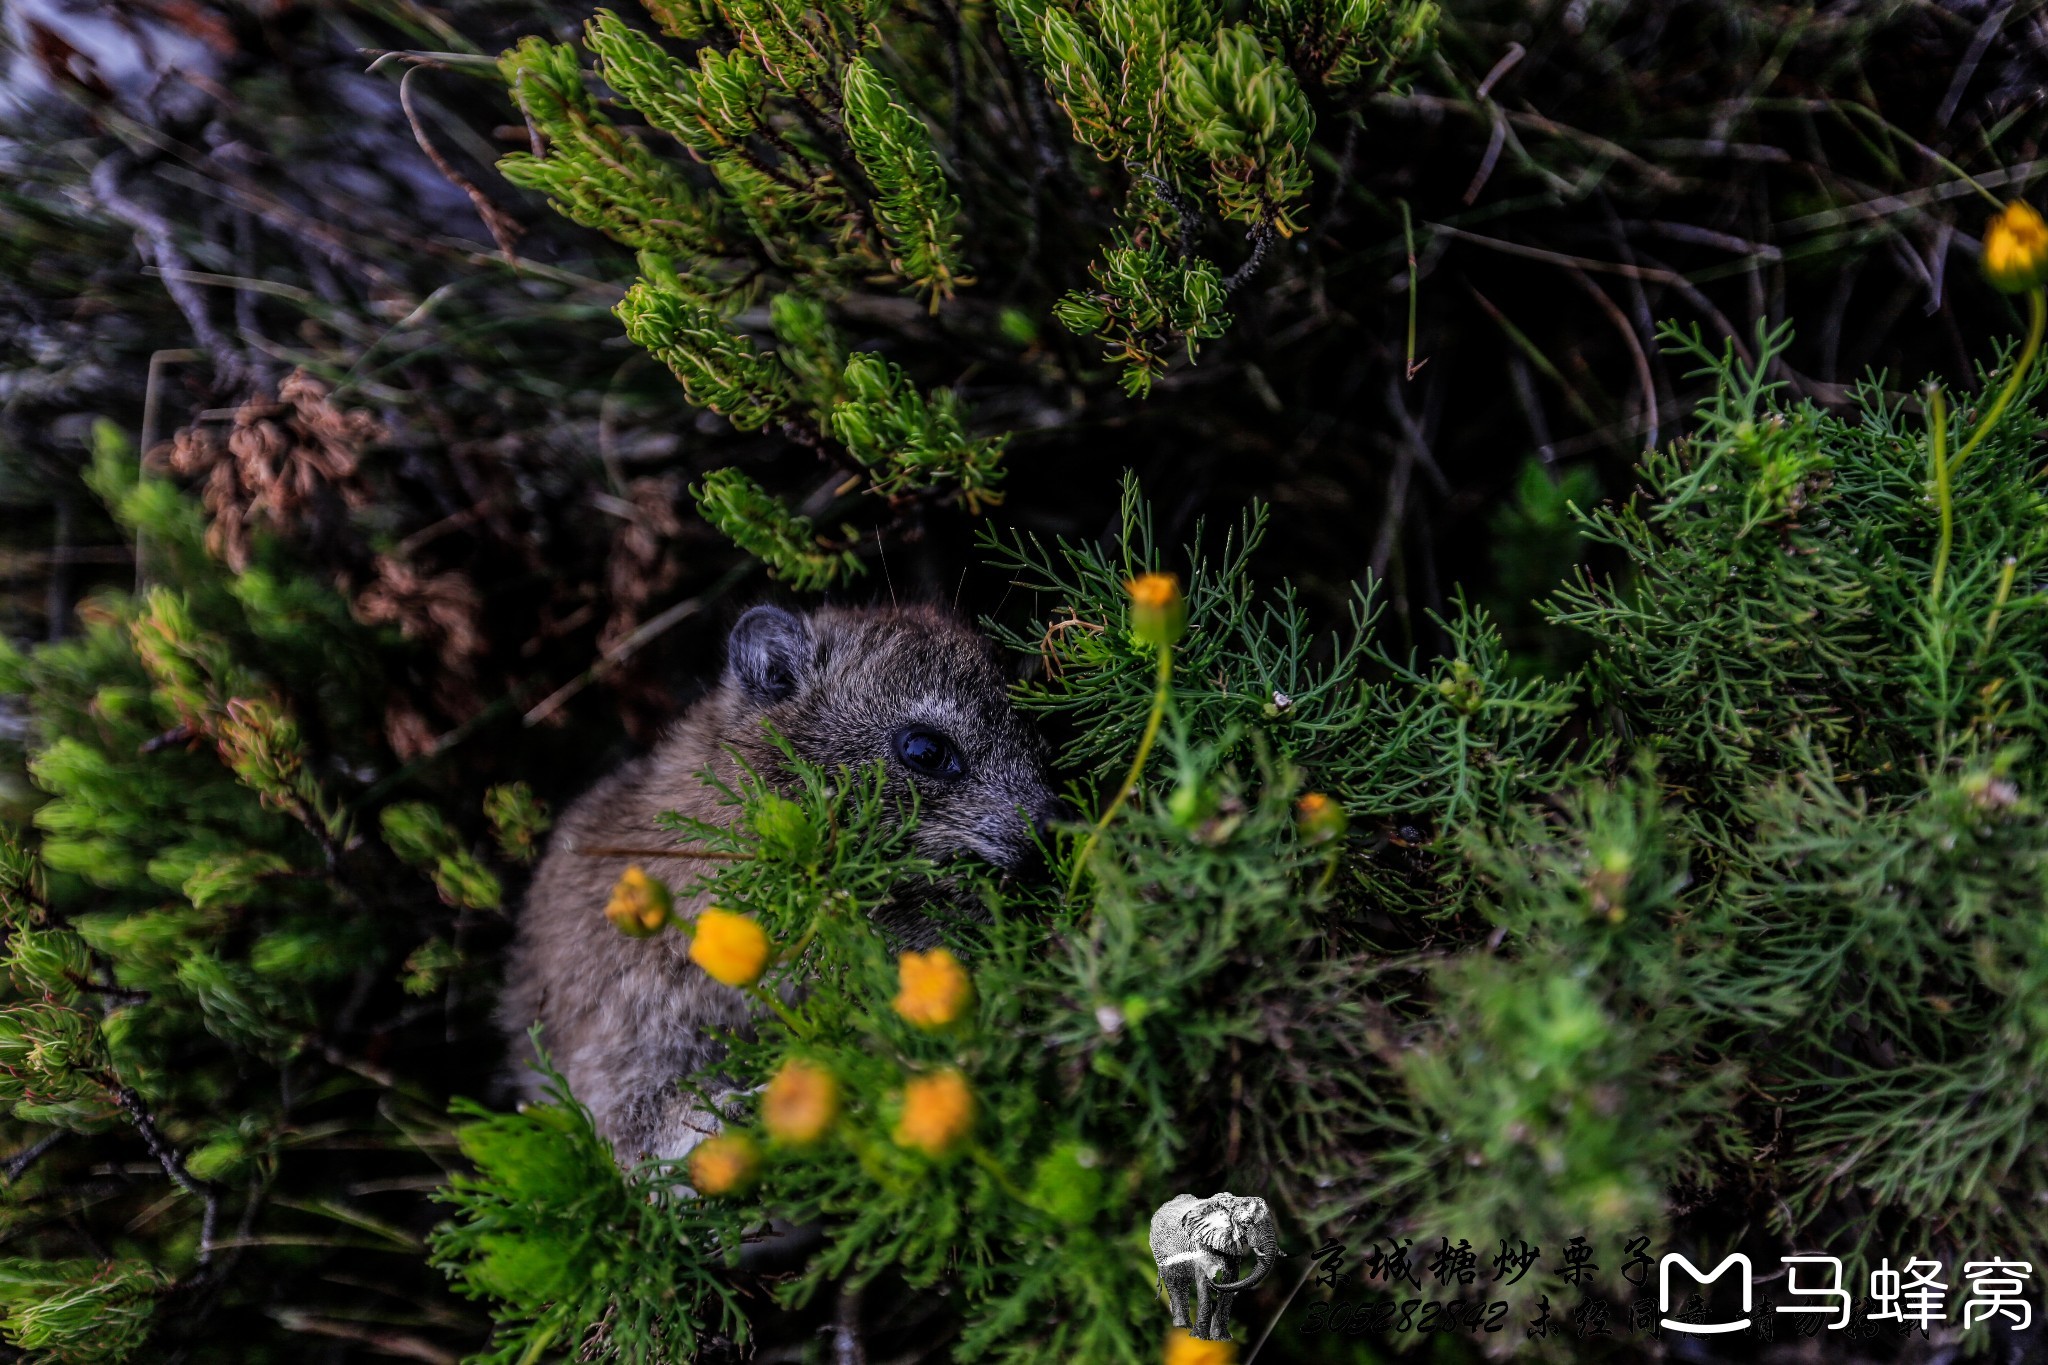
[762,1059,839,1144]
[1983,200,2048,294]
[604,866,672,938]
[688,908,771,987]
[1294,792,1347,845]
[686,1133,760,1196]
[1164,1329,1237,1364]
[893,1068,975,1157]
[1125,572,1187,648]
[893,948,972,1029]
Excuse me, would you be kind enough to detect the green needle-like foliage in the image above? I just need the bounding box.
[492,0,1434,574]
[690,466,864,588]
[1053,230,1232,397]
[616,277,799,432]
[438,709,1355,1363]
[1539,322,2048,1260]
[0,1260,168,1363]
[1258,0,1438,88]
[15,323,2048,1354]
[999,0,1181,161]
[830,352,1005,507]
[1167,26,1316,233]
[382,803,505,911]
[769,290,851,407]
[0,423,533,1362]
[427,324,2048,1353]
[430,1061,748,1364]
[588,12,766,156]
[498,37,727,258]
[841,58,966,307]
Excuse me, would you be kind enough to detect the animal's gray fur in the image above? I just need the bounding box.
[499,603,1059,1166]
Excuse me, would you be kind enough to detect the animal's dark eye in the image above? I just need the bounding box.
[893,725,964,780]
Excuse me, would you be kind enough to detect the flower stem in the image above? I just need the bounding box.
[1977,556,2021,664]
[1949,286,2046,479]
[780,915,820,966]
[515,1319,562,1365]
[1065,642,1173,899]
[749,984,814,1040]
[968,1142,1033,1204]
[1930,385,1954,602]
[1313,849,1340,896]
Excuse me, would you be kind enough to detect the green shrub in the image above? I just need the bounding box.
[426,324,2048,1356]
[496,0,1434,581]
[4,0,2048,1356]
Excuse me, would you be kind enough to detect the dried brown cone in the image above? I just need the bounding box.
[381,696,441,763]
[164,423,254,570]
[353,554,491,754]
[353,555,487,679]
[156,368,385,571]
[278,369,380,501]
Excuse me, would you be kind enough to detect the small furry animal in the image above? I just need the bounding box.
[500,602,1061,1165]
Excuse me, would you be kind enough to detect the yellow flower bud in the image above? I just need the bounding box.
[762,1059,839,1144]
[893,948,972,1029]
[688,908,771,988]
[1983,200,2048,294]
[893,1068,975,1157]
[686,1132,760,1196]
[1125,572,1187,648]
[1295,792,1347,846]
[1164,1328,1238,1364]
[604,866,672,938]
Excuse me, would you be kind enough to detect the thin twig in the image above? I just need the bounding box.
[92,153,245,388]
[1429,223,1685,283]
[231,208,276,391]
[1373,92,1685,192]
[1321,113,1363,233]
[1462,38,1525,206]
[1222,219,1276,294]
[398,64,524,264]
[1066,642,1173,899]
[1399,200,1423,379]
[1466,284,1602,429]
[3,1131,63,1183]
[1373,374,1450,583]
[1463,112,1507,205]
[1505,353,1556,465]
[1773,152,2048,238]
[1938,0,2013,128]
[1627,219,1783,261]
[44,492,72,643]
[934,0,967,153]
[832,1281,867,1365]
[1566,266,1658,452]
[1243,1254,1314,1365]
[1475,41,1525,100]
[1131,165,1199,263]
[523,562,750,726]
[114,1085,224,1263]
[271,1313,458,1365]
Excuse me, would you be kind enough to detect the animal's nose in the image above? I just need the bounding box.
[1030,793,1070,838]
[997,793,1067,878]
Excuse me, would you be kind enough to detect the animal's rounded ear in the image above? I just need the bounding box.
[725,606,812,705]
